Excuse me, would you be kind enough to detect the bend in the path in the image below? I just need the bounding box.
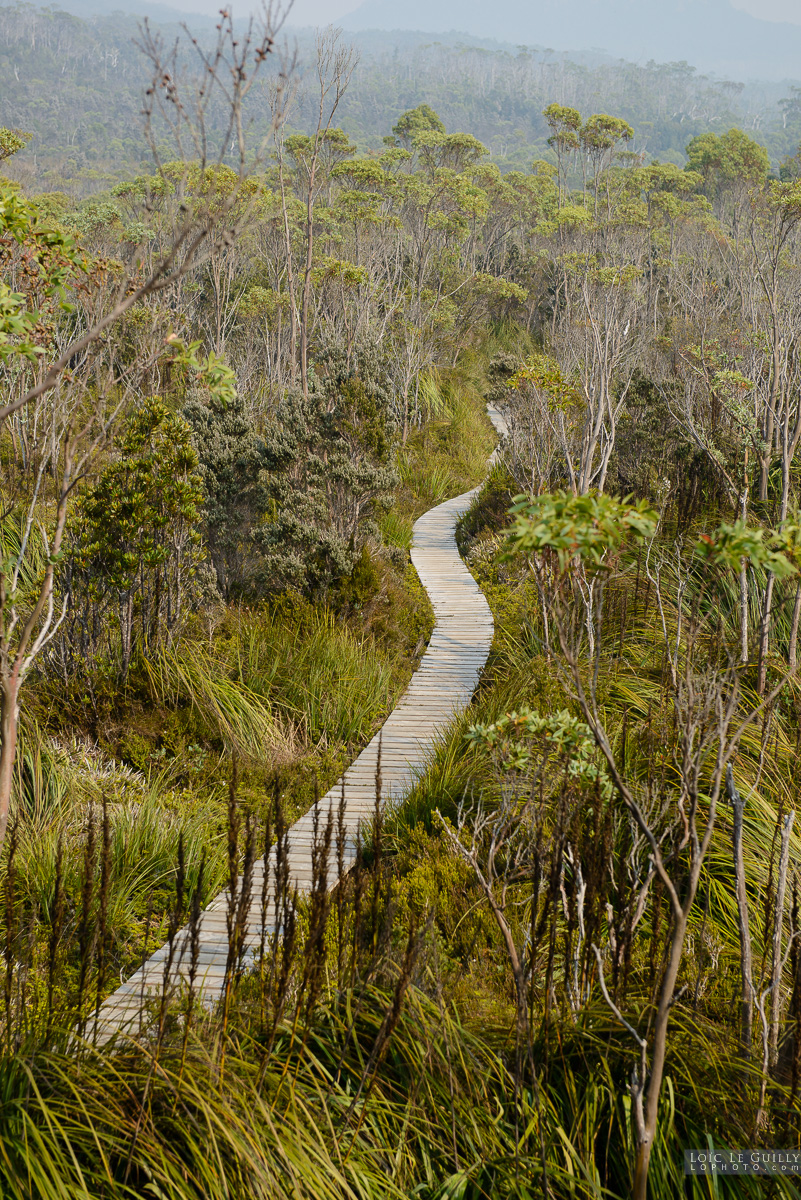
[95,407,507,1040]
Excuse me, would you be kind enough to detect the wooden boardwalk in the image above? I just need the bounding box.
[95,408,507,1039]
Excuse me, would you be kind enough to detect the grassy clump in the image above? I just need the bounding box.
[396,374,498,523]
[0,781,794,1200]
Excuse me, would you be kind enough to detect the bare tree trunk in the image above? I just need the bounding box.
[632,908,690,1200]
[280,179,298,377]
[299,31,357,399]
[728,764,753,1055]
[757,572,775,695]
[739,564,749,664]
[738,462,749,664]
[299,155,317,400]
[0,677,19,848]
[789,582,801,670]
[769,812,795,1069]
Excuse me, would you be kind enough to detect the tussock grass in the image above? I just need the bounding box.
[229,605,402,750]
[398,379,497,521]
[397,455,457,505]
[144,641,296,765]
[0,981,788,1198]
[379,509,414,551]
[0,981,786,1199]
[8,723,226,988]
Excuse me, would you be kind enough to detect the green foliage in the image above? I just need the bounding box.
[182,389,261,597]
[0,126,30,162]
[398,375,497,518]
[174,340,238,409]
[0,513,52,625]
[78,398,203,597]
[391,825,499,965]
[685,127,770,188]
[331,543,381,613]
[509,354,582,412]
[10,744,226,987]
[580,113,634,153]
[379,509,414,551]
[694,519,797,578]
[73,398,205,672]
[0,180,83,366]
[413,130,489,174]
[390,103,446,148]
[7,6,801,1183]
[543,103,582,153]
[255,354,397,597]
[227,598,418,754]
[506,491,658,572]
[466,707,613,796]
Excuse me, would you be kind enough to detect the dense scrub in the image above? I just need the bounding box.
[2,12,801,1198]
[0,753,797,1199]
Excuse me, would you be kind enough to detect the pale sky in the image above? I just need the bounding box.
[158,0,801,27]
[731,0,801,20]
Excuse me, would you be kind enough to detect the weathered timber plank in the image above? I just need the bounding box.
[94,407,507,1041]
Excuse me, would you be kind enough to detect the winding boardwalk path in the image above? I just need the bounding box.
[96,407,507,1039]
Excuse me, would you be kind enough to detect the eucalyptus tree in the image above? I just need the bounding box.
[664,176,801,685]
[578,112,634,215]
[545,201,648,494]
[0,6,292,850]
[542,103,581,206]
[732,182,801,690]
[292,29,358,398]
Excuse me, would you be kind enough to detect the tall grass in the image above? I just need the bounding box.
[0,777,793,1200]
[398,380,497,520]
[397,456,458,506]
[7,729,227,999]
[144,641,296,765]
[229,605,402,749]
[379,508,415,551]
[118,601,409,797]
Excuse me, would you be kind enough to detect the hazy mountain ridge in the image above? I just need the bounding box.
[344,0,801,81]
[2,1,801,196]
[3,0,217,24]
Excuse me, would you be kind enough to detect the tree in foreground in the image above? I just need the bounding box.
[0,5,293,851]
[455,490,800,1199]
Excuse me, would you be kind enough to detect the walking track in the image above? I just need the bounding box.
[95,406,507,1039]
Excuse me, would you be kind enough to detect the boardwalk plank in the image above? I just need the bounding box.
[94,407,507,1040]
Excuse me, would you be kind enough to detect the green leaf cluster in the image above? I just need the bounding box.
[78,398,204,596]
[508,354,582,414]
[694,520,797,577]
[506,491,658,572]
[0,182,84,365]
[466,706,613,797]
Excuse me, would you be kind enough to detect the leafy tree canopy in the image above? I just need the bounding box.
[78,398,204,597]
[685,127,770,188]
[0,126,31,163]
[389,104,446,149]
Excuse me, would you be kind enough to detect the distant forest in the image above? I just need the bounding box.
[4,0,801,195]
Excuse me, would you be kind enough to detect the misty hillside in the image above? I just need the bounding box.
[3,1,801,196]
[14,0,217,20]
[344,0,801,81]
